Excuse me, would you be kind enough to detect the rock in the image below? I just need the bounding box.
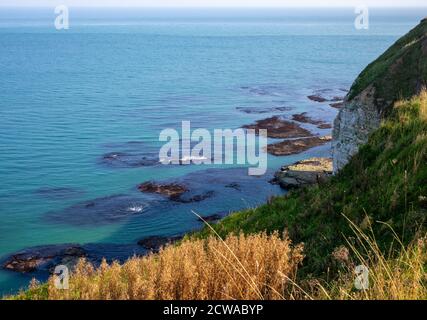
[317,123,333,129]
[44,194,148,226]
[274,157,333,189]
[2,244,86,273]
[329,102,344,109]
[291,112,332,129]
[138,182,188,199]
[332,86,381,172]
[197,214,223,223]
[137,236,182,251]
[267,136,332,156]
[308,89,346,103]
[100,141,162,169]
[174,190,215,203]
[242,116,312,139]
[138,182,214,203]
[307,94,328,103]
[2,243,149,274]
[101,151,159,168]
[225,183,241,191]
[236,106,291,114]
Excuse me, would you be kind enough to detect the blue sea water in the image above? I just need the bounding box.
[0,7,426,295]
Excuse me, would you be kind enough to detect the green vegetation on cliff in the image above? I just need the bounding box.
[349,18,427,109]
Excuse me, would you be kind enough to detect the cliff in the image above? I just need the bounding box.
[333,18,427,172]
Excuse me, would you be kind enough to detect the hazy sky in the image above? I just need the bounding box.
[1,0,426,7]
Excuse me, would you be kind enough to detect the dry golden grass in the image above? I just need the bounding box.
[314,238,427,300]
[43,232,304,300]
[311,218,427,300]
[419,89,427,121]
[9,229,426,300]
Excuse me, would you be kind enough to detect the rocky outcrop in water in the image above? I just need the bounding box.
[138,181,215,203]
[329,102,344,109]
[307,89,345,103]
[273,157,333,189]
[138,182,188,199]
[101,151,160,168]
[2,244,87,273]
[2,243,148,274]
[242,116,312,138]
[292,112,332,129]
[267,135,332,156]
[44,194,148,226]
[175,190,215,203]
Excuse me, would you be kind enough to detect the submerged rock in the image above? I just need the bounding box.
[101,151,159,168]
[174,190,215,203]
[1,244,87,273]
[2,243,148,274]
[274,157,333,189]
[329,102,344,109]
[267,135,332,156]
[307,94,328,103]
[308,89,346,103]
[236,106,291,114]
[242,116,312,139]
[137,235,182,251]
[317,123,333,129]
[225,183,242,191]
[291,112,332,129]
[197,213,223,223]
[138,182,188,199]
[100,141,161,169]
[44,194,148,226]
[138,182,214,203]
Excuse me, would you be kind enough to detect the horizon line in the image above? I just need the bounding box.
[1,5,427,8]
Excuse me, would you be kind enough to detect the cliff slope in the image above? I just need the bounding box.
[333,18,427,171]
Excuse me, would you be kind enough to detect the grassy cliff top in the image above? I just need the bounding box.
[348,18,427,111]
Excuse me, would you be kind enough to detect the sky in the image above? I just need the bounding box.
[1,0,426,7]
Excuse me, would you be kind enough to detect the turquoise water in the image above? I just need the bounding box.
[0,7,425,295]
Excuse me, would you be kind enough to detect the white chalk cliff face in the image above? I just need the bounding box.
[332,85,381,173]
